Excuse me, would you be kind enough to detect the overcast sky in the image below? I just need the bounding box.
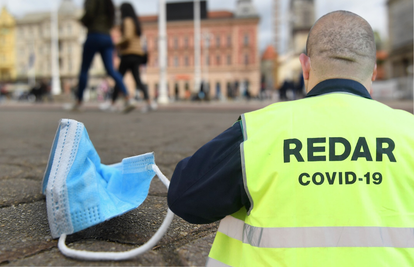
[2,0,388,53]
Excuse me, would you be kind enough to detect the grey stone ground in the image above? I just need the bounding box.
[0,99,412,266]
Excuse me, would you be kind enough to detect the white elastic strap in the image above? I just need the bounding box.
[58,164,174,261]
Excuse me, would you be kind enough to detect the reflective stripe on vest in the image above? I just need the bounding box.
[218,215,414,248]
[206,257,231,267]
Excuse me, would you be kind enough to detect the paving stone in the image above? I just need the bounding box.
[0,202,52,264]
[177,233,216,267]
[0,162,46,181]
[0,196,217,265]
[7,246,166,266]
[0,179,44,207]
[0,164,23,180]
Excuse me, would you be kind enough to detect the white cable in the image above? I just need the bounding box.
[58,164,174,261]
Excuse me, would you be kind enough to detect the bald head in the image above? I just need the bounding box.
[305,11,376,83]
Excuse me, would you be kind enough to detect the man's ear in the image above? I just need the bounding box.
[371,64,377,82]
[299,53,311,80]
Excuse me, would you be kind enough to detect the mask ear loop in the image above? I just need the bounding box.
[58,164,174,261]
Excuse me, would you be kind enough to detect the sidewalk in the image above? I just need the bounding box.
[1,98,412,113]
[0,102,253,266]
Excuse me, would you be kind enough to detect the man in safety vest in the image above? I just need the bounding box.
[168,11,414,266]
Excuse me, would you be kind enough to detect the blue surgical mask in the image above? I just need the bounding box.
[42,119,174,261]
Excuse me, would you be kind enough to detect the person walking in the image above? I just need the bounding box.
[167,11,414,266]
[72,0,135,113]
[110,2,153,113]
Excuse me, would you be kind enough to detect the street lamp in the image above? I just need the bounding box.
[202,31,211,92]
[50,0,61,95]
[158,0,168,104]
[193,0,201,94]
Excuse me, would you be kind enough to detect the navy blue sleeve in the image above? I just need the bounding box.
[167,121,250,224]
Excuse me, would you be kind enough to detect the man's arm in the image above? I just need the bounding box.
[167,121,250,224]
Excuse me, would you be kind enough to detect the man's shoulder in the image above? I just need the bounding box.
[246,99,307,115]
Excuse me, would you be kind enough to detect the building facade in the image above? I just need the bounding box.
[15,0,107,93]
[387,0,413,78]
[137,0,260,100]
[0,6,16,82]
[12,0,260,101]
[276,0,315,88]
[261,45,277,91]
[386,0,413,99]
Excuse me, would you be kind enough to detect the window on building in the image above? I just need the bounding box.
[184,36,188,48]
[67,23,72,35]
[43,24,48,37]
[227,55,231,65]
[244,34,249,46]
[185,56,189,66]
[174,56,179,67]
[216,35,220,47]
[174,37,179,49]
[227,35,232,47]
[216,55,221,65]
[68,58,72,72]
[205,36,210,48]
[206,55,210,65]
[244,54,249,65]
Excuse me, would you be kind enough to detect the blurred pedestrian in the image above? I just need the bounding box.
[72,0,135,113]
[278,78,294,101]
[0,83,9,102]
[243,80,251,101]
[294,73,305,99]
[29,81,47,102]
[111,2,154,113]
[167,10,414,266]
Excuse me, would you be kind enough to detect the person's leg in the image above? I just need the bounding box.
[112,56,128,104]
[130,55,150,104]
[99,36,129,98]
[77,34,98,103]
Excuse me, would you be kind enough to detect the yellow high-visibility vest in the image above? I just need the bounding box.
[208,92,414,267]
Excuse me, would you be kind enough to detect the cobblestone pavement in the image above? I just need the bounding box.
[0,100,273,266]
[0,99,412,266]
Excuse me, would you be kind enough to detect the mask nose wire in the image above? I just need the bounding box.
[58,164,175,261]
